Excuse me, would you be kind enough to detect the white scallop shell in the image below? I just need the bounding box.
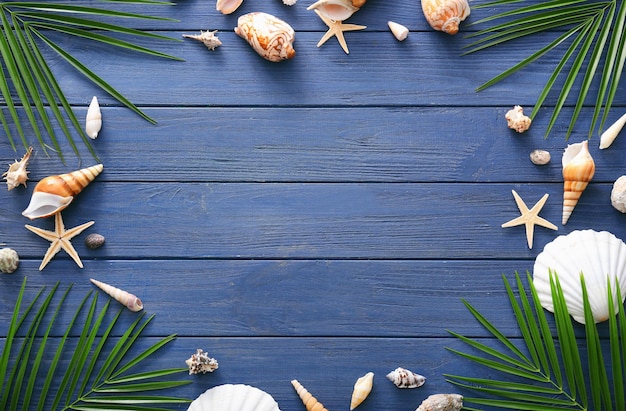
[187,384,281,411]
[533,230,626,324]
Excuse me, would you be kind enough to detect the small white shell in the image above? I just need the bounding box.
[533,230,626,324]
[350,371,374,410]
[505,105,531,133]
[85,96,102,139]
[216,0,244,14]
[611,176,626,213]
[3,146,32,190]
[188,384,281,411]
[0,248,19,274]
[415,393,463,411]
[599,112,626,149]
[386,367,426,388]
[529,149,551,165]
[183,31,222,51]
[185,349,218,375]
[90,278,144,312]
[388,21,409,41]
[307,0,360,21]
[283,0,297,4]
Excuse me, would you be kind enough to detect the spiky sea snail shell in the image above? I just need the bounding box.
[185,348,219,375]
[562,140,595,225]
[505,105,532,133]
[0,248,19,274]
[388,21,409,41]
[307,0,362,21]
[183,31,222,51]
[3,146,32,190]
[611,176,626,213]
[216,0,244,14]
[235,12,296,63]
[421,0,470,35]
[599,112,626,149]
[22,164,104,220]
[386,367,426,388]
[350,371,373,410]
[85,96,102,139]
[415,393,463,411]
[291,379,329,411]
[90,278,144,312]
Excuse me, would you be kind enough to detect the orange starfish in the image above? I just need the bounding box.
[314,10,366,54]
[501,190,557,249]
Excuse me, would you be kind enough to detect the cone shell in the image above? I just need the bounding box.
[90,278,143,312]
[235,12,295,63]
[85,96,102,139]
[415,393,463,411]
[421,0,470,35]
[388,21,409,41]
[386,367,426,388]
[216,0,244,14]
[188,384,281,411]
[3,146,32,190]
[307,0,360,21]
[291,380,329,411]
[350,372,373,410]
[562,141,595,225]
[22,164,103,220]
[599,112,626,149]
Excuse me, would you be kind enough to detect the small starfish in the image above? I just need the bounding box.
[25,212,94,270]
[314,10,366,54]
[501,190,557,249]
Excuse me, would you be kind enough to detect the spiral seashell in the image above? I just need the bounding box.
[415,393,463,411]
[3,146,32,190]
[22,164,104,220]
[350,372,373,410]
[307,0,361,21]
[599,112,626,149]
[216,0,244,14]
[421,0,470,35]
[0,247,19,274]
[562,140,595,225]
[85,96,102,139]
[90,278,144,312]
[291,380,329,411]
[235,12,296,62]
[386,367,426,388]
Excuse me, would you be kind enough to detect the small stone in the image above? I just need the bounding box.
[611,175,626,213]
[85,233,105,249]
[530,149,551,165]
[0,247,19,273]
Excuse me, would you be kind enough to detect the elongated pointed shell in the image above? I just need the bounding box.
[216,0,244,14]
[307,0,360,21]
[90,278,143,312]
[188,384,281,411]
[415,393,463,411]
[599,112,626,149]
[388,21,409,41]
[386,367,426,388]
[22,164,104,220]
[562,141,595,225]
[3,146,32,190]
[350,372,373,410]
[85,96,102,139]
[421,0,470,35]
[291,380,329,411]
[235,12,296,62]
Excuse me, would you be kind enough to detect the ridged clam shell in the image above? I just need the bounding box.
[3,146,32,190]
[350,372,373,410]
[533,230,626,324]
[235,12,296,62]
[216,0,244,14]
[415,393,463,411]
[291,380,329,411]
[562,141,595,225]
[386,367,426,388]
[90,278,144,312]
[22,164,104,220]
[85,96,102,139]
[421,0,470,35]
[188,384,281,411]
[307,0,360,21]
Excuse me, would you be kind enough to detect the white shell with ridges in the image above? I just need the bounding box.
[187,384,281,411]
[90,278,144,312]
[85,96,102,139]
[533,230,626,324]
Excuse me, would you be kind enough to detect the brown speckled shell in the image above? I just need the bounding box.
[235,12,295,62]
[85,233,105,249]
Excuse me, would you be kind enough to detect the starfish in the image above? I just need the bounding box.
[314,10,366,54]
[501,190,557,249]
[25,212,94,270]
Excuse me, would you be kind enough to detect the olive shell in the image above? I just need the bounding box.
[85,233,105,249]
[0,247,19,273]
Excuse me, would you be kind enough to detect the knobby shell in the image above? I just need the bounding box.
[185,348,219,375]
[415,393,463,411]
[3,146,32,190]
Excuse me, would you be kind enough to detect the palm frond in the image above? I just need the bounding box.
[466,0,626,139]
[0,1,183,161]
[0,277,191,410]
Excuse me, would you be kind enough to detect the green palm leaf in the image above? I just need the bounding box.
[466,0,626,139]
[0,1,183,161]
[0,277,191,410]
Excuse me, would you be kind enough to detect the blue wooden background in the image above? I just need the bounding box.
[1,0,625,410]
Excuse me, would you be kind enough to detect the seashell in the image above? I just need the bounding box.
[291,379,329,411]
[611,175,626,213]
[350,371,373,410]
[533,229,626,324]
[561,140,595,225]
[3,146,32,190]
[415,393,463,411]
[183,30,222,51]
[235,12,296,63]
[529,149,551,165]
[599,112,626,149]
[22,164,104,220]
[90,278,143,312]
[85,96,102,139]
[185,348,218,375]
[0,247,19,274]
[216,0,244,14]
[421,0,470,35]
[283,0,298,5]
[188,384,281,411]
[85,233,105,249]
[386,367,426,388]
[505,105,531,133]
[307,0,360,22]
[388,21,409,41]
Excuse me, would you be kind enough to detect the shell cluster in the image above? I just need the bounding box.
[505,105,532,133]
[188,384,281,411]
[350,371,373,410]
[386,367,426,388]
[0,248,19,274]
[3,146,33,190]
[415,393,463,411]
[185,348,219,375]
[421,0,470,35]
[562,141,594,225]
[90,278,144,312]
[235,12,296,62]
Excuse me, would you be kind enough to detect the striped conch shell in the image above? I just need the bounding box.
[386,367,426,388]
[90,278,144,312]
[3,146,32,190]
[350,372,373,410]
[291,380,329,411]
[307,0,364,21]
[421,0,470,35]
[22,164,104,220]
[216,0,244,14]
[599,112,626,149]
[416,393,463,411]
[85,96,102,139]
[235,12,295,62]
[562,140,595,225]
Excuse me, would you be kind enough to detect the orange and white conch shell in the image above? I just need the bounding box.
[216,0,244,14]
[90,278,144,312]
[307,0,364,21]
[85,96,102,139]
[421,0,470,35]
[3,146,32,190]
[291,380,329,411]
[350,372,374,410]
[235,12,296,62]
[22,164,104,220]
[562,140,595,225]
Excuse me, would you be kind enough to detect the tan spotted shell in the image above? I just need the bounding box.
[421,0,470,35]
[235,12,295,62]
